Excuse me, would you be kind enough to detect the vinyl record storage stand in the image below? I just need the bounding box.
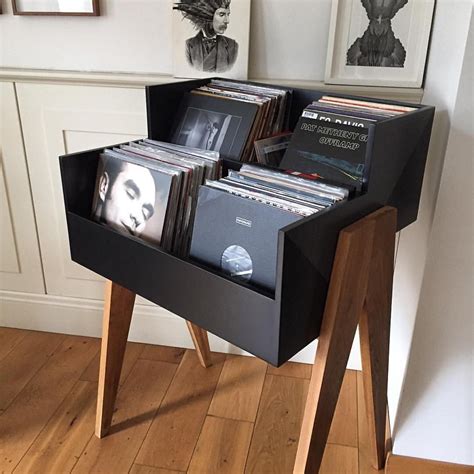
[96,206,396,473]
[59,79,434,473]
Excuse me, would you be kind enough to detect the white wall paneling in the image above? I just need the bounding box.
[0,82,44,293]
[16,83,147,299]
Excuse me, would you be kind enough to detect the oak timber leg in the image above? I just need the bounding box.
[294,213,377,473]
[359,207,397,469]
[186,321,212,368]
[96,280,136,438]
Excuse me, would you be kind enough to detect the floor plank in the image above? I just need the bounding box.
[14,380,97,473]
[357,371,386,474]
[188,416,253,474]
[0,335,99,473]
[385,452,474,474]
[208,355,267,422]
[245,374,309,474]
[140,344,186,364]
[328,369,358,447]
[80,340,145,385]
[0,327,27,361]
[130,465,185,474]
[0,330,387,474]
[0,330,65,410]
[320,443,359,474]
[267,361,312,379]
[135,350,226,472]
[72,359,177,474]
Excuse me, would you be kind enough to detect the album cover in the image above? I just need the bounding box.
[254,132,292,167]
[190,185,302,291]
[91,152,175,247]
[280,116,374,191]
[171,92,259,161]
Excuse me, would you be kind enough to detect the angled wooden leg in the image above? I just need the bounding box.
[95,280,136,438]
[359,207,397,469]
[186,321,212,368]
[294,214,377,473]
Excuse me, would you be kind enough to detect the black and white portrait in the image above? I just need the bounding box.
[92,156,172,246]
[346,0,409,67]
[174,107,241,152]
[325,0,434,87]
[172,0,250,79]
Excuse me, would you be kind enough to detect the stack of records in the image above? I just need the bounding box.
[90,140,221,255]
[190,165,349,291]
[170,80,292,162]
[280,96,417,192]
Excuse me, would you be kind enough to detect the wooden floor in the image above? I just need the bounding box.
[0,327,386,474]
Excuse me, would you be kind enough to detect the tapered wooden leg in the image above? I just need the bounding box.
[95,280,136,438]
[186,321,212,368]
[359,207,397,469]
[294,215,377,473]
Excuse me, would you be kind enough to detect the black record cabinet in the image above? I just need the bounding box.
[60,78,434,366]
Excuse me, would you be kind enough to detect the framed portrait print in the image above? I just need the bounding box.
[172,0,251,80]
[325,0,435,87]
[12,0,100,16]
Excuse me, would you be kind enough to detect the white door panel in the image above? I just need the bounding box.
[16,83,149,301]
[0,82,44,293]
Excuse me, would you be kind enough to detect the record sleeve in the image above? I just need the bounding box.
[280,117,375,192]
[170,92,259,161]
[190,186,302,291]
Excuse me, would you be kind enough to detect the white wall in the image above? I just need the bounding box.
[0,0,332,81]
[392,10,473,465]
[388,0,473,425]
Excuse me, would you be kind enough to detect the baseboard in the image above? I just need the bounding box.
[385,452,473,474]
[0,290,362,368]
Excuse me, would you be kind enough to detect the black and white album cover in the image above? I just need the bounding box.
[172,0,251,79]
[91,153,173,246]
[171,92,259,161]
[190,185,302,291]
[280,117,374,191]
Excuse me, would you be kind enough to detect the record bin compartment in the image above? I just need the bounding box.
[60,79,434,366]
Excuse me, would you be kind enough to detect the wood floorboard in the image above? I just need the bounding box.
[139,344,186,364]
[1,329,388,474]
[188,416,253,474]
[72,359,177,474]
[130,464,185,474]
[0,330,65,410]
[357,371,386,474]
[327,369,358,447]
[79,341,145,385]
[267,360,313,379]
[0,327,28,361]
[14,380,97,473]
[245,374,310,474]
[320,443,359,474]
[208,354,267,422]
[135,350,226,472]
[0,335,99,473]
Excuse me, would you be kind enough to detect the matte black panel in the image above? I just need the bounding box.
[60,78,434,367]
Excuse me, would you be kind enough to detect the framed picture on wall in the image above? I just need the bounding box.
[12,0,100,16]
[325,0,435,87]
[172,0,251,80]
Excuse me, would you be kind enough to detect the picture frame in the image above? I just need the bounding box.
[325,0,435,87]
[172,0,251,80]
[12,0,99,16]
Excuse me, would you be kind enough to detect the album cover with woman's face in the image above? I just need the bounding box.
[172,0,251,79]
